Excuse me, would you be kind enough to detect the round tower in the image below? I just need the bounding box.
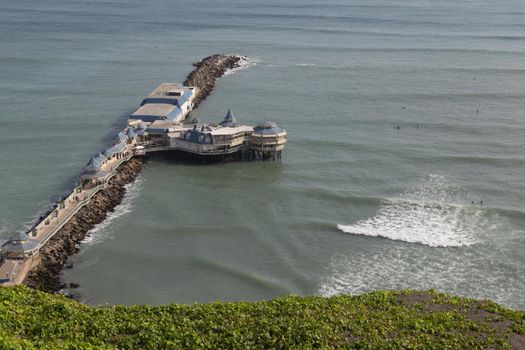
[250,121,287,160]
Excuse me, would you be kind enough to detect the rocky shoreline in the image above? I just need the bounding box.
[26,158,145,292]
[24,54,245,293]
[184,54,245,108]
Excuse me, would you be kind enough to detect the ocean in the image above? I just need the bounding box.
[1,0,524,308]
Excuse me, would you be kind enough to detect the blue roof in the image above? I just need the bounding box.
[2,232,39,252]
[253,121,284,135]
[86,156,102,169]
[167,107,182,121]
[84,157,101,174]
[219,109,241,127]
[114,132,128,143]
[182,128,213,144]
[103,143,126,157]
[94,153,106,164]
[134,127,146,136]
[125,128,136,138]
[176,90,192,107]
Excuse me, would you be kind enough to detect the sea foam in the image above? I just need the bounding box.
[337,175,489,247]
[223,56,259,76]
[317,245,525,309]
[82,176,143,246]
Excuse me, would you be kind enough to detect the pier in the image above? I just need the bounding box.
[0,55,286,290]
[0,149,134,285]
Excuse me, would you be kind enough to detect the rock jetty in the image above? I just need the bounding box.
[26,158,144,291]
[24,54,245,292]
[184,54,245,108]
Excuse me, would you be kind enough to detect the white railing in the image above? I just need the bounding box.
[27,150,134,253]
[36,183,104,249]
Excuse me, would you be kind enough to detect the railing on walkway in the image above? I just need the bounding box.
[26,151,135,253]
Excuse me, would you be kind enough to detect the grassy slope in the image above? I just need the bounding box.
[0,286,523,349]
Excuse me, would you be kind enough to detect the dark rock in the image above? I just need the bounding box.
[24,54,242,294]
[25,158,145,292]
[69,282,80,289]
[184,54,244,108]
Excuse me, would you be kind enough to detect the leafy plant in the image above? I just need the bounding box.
[0,287,522,349]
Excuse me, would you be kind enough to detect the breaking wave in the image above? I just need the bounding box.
[318,245,525,310]
[223,56,259,76]
[82,176,143,246]
[337,175,492,247]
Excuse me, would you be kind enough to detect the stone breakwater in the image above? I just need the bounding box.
[26,158,144,292]
[184,54,245,108]
[22,54,245,292]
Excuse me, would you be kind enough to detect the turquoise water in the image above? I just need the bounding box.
[1,0,524,308]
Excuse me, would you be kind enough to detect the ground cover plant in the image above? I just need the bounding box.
[0,286,523,349]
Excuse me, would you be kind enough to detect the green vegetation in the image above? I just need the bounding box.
[0,286,523,349]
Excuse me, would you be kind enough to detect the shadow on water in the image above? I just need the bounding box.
[24,110,135,233]
[147,151,285,184]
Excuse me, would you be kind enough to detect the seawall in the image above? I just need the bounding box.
[23,54,245,292]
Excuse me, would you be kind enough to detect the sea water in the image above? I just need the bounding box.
[1,0,524,308]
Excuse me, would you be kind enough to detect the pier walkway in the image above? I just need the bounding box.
[0,56,286,288]
[0,145,134,286]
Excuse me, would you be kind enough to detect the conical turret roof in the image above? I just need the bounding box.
[219,109,240,127]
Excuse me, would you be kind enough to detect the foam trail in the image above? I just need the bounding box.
[223,56,259,76]
[318,245,525,310]
[294,63,319,67]
[82,176,143,246]
[337,175,488,247]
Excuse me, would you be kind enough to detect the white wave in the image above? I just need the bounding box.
[223,56,259,76]
[337,175,489,247]
[318,245,525,309]
[294,63,319,67]
[82,176,143,246]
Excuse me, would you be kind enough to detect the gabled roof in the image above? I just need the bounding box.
[103,143,126,157]
[86,156,102,169]
[94,153,106,164]
[114,132,128,143]
[125,128,136,138]
[219,109,241,127]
